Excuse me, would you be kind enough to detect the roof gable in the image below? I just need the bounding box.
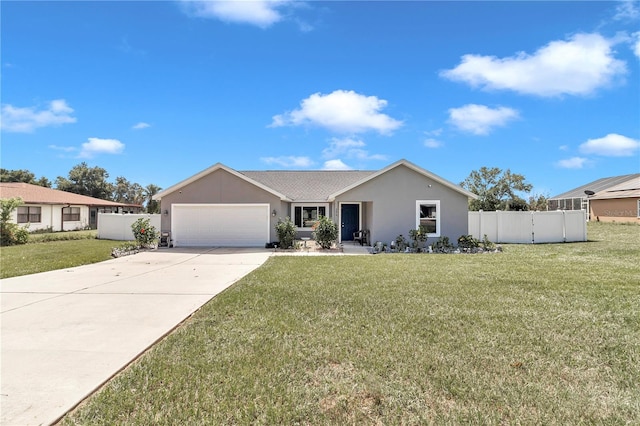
[327,159,478,200]
[153,163,292,201]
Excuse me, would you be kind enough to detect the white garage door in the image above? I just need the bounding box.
[172,204,270,247]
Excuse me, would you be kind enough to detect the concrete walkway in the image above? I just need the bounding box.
[0,248,271,426]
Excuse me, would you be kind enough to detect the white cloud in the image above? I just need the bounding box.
[441,33,627,97]
[633,32,640,58]
[321,137,387,161]
[271,90,403,135]
[614,0,640,21]
[179,0,291,28]
[1,99,76,133]
[424,138,443,149]
[261,155,313,168]
[78,138,125,158]
[447,104,519,135]
[579,133,640,157]
[48,144,76,153]
[556,157,589,169]
[132,122,151,130]
[322,159,352,170]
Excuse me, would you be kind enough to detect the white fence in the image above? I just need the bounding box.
[468,210,587,243]
[97,213,161,241]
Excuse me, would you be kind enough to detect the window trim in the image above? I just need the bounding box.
[637,200,640,218]
[416,200,441,237]
[292,203,329,230]
[17,206,42,224]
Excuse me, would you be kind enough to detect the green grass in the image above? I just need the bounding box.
[59,222,639,424]
[0,238,125,278]
[28,229,98,243]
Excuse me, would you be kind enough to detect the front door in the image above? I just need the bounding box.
[341,204,359,241]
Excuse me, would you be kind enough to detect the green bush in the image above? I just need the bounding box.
[131,218,159,248]
[433,236,454,253]
[1,197,30,246]
[409,225,428,251]
[312,216,338,249]
[457,234,480,249]
[395,234,408,252]
[275,217,296,249]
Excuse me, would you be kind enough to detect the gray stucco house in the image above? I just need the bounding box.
[152,159,477,247]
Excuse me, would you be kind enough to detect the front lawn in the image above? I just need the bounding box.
[61,222,639,424]
[0,238,125,279]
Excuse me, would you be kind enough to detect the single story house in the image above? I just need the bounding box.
[548,173,639,218]
[152,159,478,247]
[588,176,640,223]
[0,182,142,232]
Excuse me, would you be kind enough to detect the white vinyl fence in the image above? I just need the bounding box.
[97,213,161,241]
[468,210,587,243]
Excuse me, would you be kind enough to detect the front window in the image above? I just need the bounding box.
[416,200,440,236]
[63,207,81,222]
[293,204,328,229]
[17,206,41,223]
[637,200,640,218]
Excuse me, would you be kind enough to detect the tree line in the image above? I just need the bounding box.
[1,163,161,213]
[2,163,547,213]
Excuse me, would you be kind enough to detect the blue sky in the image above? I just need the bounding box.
[2,0,639,197]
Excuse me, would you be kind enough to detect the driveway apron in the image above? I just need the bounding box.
[0,247,271,426]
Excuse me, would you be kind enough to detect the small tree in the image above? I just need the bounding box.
[275,217,296,249]
[1,197,29,246]
[131,217,159,248]
[312,216,338,249]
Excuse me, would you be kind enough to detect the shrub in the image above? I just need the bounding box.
[433,236,454,253]
[482,234,496,250]
[131,218,159,248]
[457,234,480,249]
[409,225,428,251]
[395,234,408,252]
[275,217,296,249]
[312,216,338,249]
[1,197,30,246]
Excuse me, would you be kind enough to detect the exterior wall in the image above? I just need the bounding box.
[334,164,469,245]
[159,168,283,242]
[97,213,162,240]
[590,198,640,223]
[10,204,90,232]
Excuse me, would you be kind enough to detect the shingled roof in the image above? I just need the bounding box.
[590,175,640,200]
[0,182,140,207]
[550,173,640,200]
[240,170,374,201]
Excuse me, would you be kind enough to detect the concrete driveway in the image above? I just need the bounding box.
[0,247,272,426]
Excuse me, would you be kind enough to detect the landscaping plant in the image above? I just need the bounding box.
[312,216,338,249]
[275,217,296,249]
[0,197,29,246]
[131,217,159,248]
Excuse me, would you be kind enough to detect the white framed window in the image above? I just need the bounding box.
[416,200,440,237]
[292,203,329,229]
[637,200,640,218]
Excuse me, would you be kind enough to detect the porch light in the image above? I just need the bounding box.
[272,209,277,217]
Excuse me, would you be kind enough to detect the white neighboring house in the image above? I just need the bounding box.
[0,182,142,232]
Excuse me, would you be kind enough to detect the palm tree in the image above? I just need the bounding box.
[144,184,162,213]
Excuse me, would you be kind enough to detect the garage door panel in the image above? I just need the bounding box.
[172,204,269,247]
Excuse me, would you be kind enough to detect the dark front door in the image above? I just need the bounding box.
[341,204,359,241]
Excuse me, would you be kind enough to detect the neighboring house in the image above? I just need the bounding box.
[152,159,478,247]
[0,182,142,232]
[588,176,640,223]
[548,173,640,219]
